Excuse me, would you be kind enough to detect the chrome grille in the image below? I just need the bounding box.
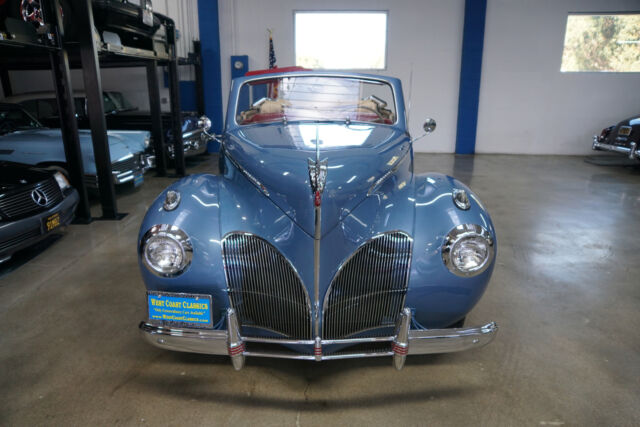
[112,153,142,173]
[323,232,412,340]
[222,233,313,340]
[0,178,63,220]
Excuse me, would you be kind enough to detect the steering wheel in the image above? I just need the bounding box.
[337,104,385,120]
[364,95,387,109]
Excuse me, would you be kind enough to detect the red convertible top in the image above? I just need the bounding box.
[245,66,311,76]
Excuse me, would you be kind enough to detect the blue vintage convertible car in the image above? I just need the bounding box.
[0,103,150,188]
[138,71,498,370]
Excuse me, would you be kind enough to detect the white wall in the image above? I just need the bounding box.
[476,0,640,155]
[218,0,465,153]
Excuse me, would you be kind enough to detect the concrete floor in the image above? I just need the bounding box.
[1,153,639,426]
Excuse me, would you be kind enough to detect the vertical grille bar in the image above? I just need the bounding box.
[322,231,412,340]
[222,233,313,340]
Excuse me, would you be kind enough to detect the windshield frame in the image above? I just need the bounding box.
[232,73,399,128]
[0,104,44,135]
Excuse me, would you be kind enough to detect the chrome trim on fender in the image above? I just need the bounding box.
[225,152,270,196]
[367,150,410,196]
[452,188,471,210]
[163,190,181,211]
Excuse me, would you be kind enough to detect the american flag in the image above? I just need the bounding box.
[268,29,276,69]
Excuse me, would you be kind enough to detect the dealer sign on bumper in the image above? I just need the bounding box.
[147,291,212,328]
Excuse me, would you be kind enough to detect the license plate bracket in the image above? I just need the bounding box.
[147,291,213,328]
[43,212,61,232]
[618,126,632,137]
[134,171,144,187]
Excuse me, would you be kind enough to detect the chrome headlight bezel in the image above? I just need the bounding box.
[141,224,193,277]
[442,224,495,277]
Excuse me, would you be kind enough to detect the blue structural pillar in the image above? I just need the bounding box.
[455,0,487,154]
[198,0,224,151]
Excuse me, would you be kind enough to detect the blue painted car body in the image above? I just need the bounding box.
[0,103,149,184]
[138,71,497,364]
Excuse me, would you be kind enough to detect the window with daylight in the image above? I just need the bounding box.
[295,11,387,70]
[561,13,640,72]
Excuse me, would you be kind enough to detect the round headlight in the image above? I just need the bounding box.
[141,225,192,277]
[442,224,494,277]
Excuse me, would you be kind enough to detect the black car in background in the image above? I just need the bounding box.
[7,91,212,165]
[0,161,79,263]
[592,114,640,161]
[1,0,167,57]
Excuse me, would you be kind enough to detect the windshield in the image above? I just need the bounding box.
[236,76,396,126]
[106,91,137,112]
[0,105,43,135]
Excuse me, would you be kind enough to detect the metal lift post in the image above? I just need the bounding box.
[166,19,185,176]
[76,0,123,219]
[193,40,205,117]
[44,0,92,222]
[146,60,167,176]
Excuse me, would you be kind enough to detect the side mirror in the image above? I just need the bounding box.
[423,118,437,134]
[410,117,437,144]
[198,115,212,131]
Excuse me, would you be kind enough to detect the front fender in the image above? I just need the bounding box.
[407,173,497,328]
[138,174,228,324]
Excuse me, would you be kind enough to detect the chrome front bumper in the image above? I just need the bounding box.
[139,308,498,370]
[166,129,211,159]
[592,136,639,160]
[83,168,147,188]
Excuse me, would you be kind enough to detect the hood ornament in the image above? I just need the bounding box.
[308,127,328,207]
[308,157,328,206]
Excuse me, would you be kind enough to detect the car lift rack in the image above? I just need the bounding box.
[0,0,204,222]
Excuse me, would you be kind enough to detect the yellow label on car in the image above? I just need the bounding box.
[618,126,632,136]
[45,213,61,232]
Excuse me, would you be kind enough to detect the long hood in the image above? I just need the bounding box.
[1,128,136,168]
[226,123,410,237]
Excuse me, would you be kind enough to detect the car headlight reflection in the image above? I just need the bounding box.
[141,225,192,277]
[54,172,71,190]
[442,224,494,277]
